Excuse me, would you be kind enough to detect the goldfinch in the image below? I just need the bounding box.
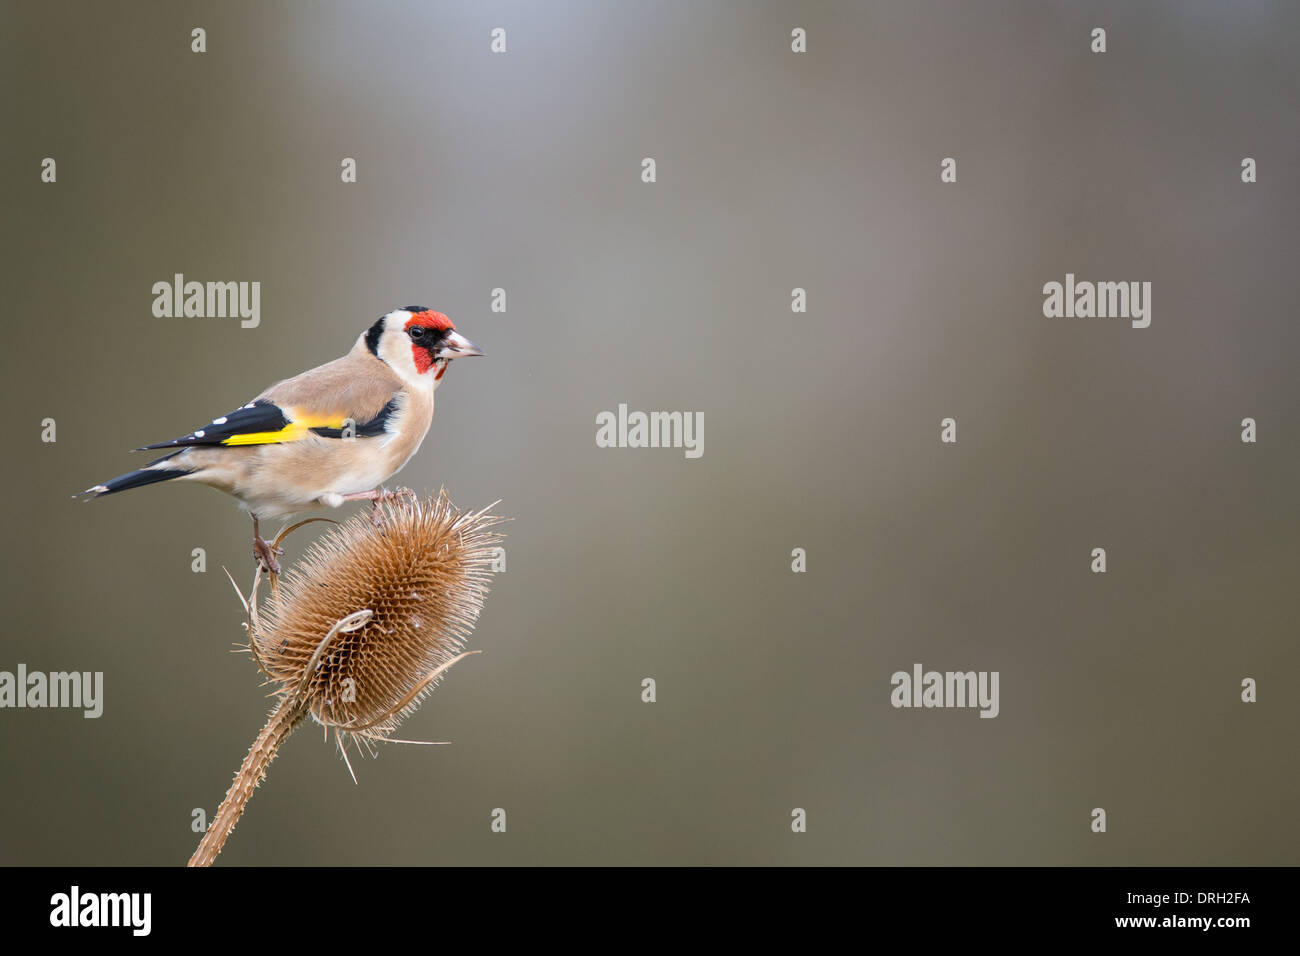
[79,307,482,572]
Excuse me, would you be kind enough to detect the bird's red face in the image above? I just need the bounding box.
[399,308,483,380]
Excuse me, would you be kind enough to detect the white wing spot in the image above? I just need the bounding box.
[193,430,205,438]
[213,417,227,425]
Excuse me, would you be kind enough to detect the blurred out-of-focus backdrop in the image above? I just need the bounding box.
[1,0,1297,864]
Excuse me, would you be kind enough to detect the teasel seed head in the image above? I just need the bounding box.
[255,491,504,742]
[189,490,504,867]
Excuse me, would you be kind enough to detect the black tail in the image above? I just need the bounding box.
[76,453,192,499]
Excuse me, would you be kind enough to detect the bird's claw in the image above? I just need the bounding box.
[253,536,283,575]
[369,487,418,527]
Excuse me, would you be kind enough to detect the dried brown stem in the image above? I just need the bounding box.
[188,696,304,867]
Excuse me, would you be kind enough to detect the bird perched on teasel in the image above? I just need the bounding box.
[78,307,483,573]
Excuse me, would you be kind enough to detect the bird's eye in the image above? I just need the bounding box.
[409,327,425,340]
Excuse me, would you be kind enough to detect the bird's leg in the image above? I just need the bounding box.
[338,487,418,527]
[337,489,384,525]
[251,515,283,575]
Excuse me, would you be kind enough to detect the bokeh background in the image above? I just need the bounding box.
[1,0,1297,865]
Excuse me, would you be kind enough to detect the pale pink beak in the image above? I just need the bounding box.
[436,330,483,359]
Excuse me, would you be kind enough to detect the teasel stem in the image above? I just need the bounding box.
[190,605,376,867]
[189,695,304,867]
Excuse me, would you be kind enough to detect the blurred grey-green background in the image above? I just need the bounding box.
[2,1,1297,865]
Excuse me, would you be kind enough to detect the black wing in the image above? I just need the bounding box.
[135,399,290,450]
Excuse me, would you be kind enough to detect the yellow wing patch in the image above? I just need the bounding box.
[220,413,347,446]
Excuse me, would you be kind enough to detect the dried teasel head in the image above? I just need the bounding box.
[190,491,504,867]
[253,490,504,747]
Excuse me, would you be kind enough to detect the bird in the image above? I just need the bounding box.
[78,306,483,573]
